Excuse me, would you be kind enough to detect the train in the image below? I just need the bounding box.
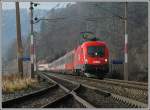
[46,32,109,79]
[38,64,49,71]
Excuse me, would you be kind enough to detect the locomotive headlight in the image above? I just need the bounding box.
[105,59,108,62]
[85,59,88,64]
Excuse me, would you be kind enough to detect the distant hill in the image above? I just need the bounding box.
[2,9,49,60]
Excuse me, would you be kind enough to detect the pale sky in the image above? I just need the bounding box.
[2,2,75,10]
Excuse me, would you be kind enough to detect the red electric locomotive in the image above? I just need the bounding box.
[48,32,109,78]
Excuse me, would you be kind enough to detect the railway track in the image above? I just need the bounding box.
[83,76,148,104]
[59,73,148,90]
[45,72,148,104]
[40,73,94,108]
[3,72,147,108]
[43,72,148,108]
[2,84,69,108]
[3,73,92,108]
[104,78,148,86]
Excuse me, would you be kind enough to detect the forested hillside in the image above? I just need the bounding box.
[36,2,148,81]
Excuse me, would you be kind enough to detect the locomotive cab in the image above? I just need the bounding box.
[74,41,109,78]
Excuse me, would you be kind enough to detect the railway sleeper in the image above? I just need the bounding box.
[2,84,58,108]
[111,93,148,108]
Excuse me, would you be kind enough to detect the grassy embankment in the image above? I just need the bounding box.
[2,74,38,93]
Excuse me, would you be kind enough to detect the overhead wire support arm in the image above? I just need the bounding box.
[33,17,66,24]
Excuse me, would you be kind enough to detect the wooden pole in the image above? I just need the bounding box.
[15,2,23,77]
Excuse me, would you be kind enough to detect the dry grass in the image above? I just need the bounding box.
[2,74,39,93]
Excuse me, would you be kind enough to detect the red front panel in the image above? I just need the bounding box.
[84,43,109,65]
[74,41,109,67]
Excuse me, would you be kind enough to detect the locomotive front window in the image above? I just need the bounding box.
[87,46,104,57]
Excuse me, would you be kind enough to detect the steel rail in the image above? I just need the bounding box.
[84,84,148,108]
[42,82,82,108]
[2,84,58,108]
[80,76,148,91]
[42,93,73,108]
[47,73,111,96]
[104,78,148,86]
[45,72,147,90]
[111,93,148,108]
[40,73,95,108]
[3,73,80,108]
[45,73,148,108]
